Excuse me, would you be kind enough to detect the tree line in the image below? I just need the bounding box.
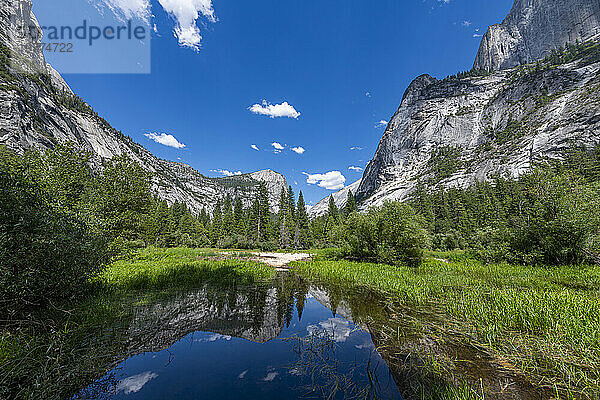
[3,141,600,317]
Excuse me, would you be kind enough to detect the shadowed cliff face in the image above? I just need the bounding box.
[0,0,287,214]
[474,0,600,72]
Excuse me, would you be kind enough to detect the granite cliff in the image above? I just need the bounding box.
[314,0,600,215]
[0,0,286,214]
[474,0,600,72]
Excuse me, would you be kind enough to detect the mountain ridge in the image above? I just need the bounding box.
[312,0,600,217]
[0,0,287,214]
[474,0,600,72]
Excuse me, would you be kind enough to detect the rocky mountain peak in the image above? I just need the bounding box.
[474,0,600,71]
[249,169,286,184]
[0,0,46,74]
[401,74,438,104]
[345,0,600,211]
[0,0,287,215]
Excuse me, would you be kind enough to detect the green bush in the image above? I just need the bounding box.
[507,172,600,265]
[0,166,104,317]
[334,202,428,266]
[475,172,600,265]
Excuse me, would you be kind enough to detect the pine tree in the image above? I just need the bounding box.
[223,195,234,237]
[199,207,209,228]
[211,200,223,246]
[296,191,311,249]
[278,186,289,248]
[255,183,270,242]
[233,197,244,236]
[327,195,339,222]
[287,185,296,221]
[344,190,357,215]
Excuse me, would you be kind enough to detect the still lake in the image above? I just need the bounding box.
[75,273,402,399]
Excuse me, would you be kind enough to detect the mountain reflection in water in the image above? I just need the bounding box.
[74,273,402,400]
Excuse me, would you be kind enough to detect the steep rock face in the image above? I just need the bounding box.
[356,56,600,208]
[309,180,361,218]
[474,0,600,72]
[349,0,600,209]
[0,0,45,74]
[0,0,286,214]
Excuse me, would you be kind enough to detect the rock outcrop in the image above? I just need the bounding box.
[0,0,286,214]
[309,180,361,218]
[474,0,600,72]
[347,0,600,210]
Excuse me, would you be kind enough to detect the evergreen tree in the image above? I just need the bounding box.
[287,185,296,221]
[223,195,234,237]
[327,195,339,222]
[257,182,271,242]
[199,208,209,228]
[211,200,223,245]
[278,187,290,248]
[296,191,311,249]
[344,190,357,215]
[233,197,244,236]
[247,199,260,241]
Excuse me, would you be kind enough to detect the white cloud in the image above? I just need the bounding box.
[210,169,242,177]
[365,92,372,98]
[157,0,215,50]
[99,0,215,50]
[144,132,186,149]
[350,146,363,151]
[376,120,388,128]
[348,166,362,172]
[251,144,260,151]
[249,101,301,119]
[272,142,285,150]
[307,318,353,343]
[98,0,151,22]
[238,370,248,379]
[291,146,306,154]
[115,372,158,395]
[204,333,231,342]
[462,20,472,27]
[303,171,346,190]
[262,372,279,382]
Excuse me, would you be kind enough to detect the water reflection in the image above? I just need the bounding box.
[75,273,401,400]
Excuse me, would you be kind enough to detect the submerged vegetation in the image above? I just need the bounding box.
[294,253,600,398]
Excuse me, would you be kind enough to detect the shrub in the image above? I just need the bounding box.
[508,172,600,265]
[335,202,428,266]
[479,172,600,265]
[0,166,104,317]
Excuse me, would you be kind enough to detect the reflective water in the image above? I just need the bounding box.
[75,274,402,399]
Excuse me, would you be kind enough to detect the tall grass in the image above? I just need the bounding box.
[293,254,600,397]
[101,247,274,290]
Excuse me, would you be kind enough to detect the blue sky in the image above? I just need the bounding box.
[33,0,513,206]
